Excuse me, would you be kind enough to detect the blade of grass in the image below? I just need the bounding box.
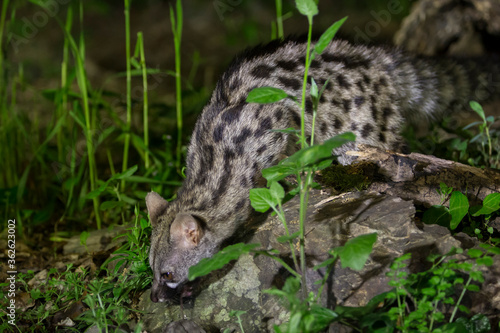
[275,0,283,39]
[137,32,150,169]
[121,0,132,191]
[170,0,183,172]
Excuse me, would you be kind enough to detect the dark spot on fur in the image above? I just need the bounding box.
[379,77,388,86]
[277,60,298,71]
[334,117,343,130]
[257,145,267,155]
[213,124,224,143]
[310,59,321,68]
[224,148,236,163]
[363,74,371,85]
[320,122,328,135]
[204,145,214,170]
[342,99,351,113]
[322,53,370,69]
[391,141,401,152]
[278,76,301,90]
[336,74,350,89]
[254,116,273,138]
[265,154,274,165]
[371,105,378,122]
[233,127,252,145]
[240,175,249,187]
[351,123,358,131]
[222,105,243,124]
[382,107,393,118]
[361,123,374,138]
[319,94,326,104]
[379,132,386,143]
[275,109,284,122]
[354,96,365,107]
[231,77,242,89]
[235,198,246,210]
[251,64,275,79]
[291,110,301,126]
[305,98,313,114]
[212,171,232,205]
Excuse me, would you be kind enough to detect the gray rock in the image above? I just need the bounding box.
[138,188,498,332]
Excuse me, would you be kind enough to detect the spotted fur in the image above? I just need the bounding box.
[146,38,499,303]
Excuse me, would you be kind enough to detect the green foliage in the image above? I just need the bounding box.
[380,247,495,332]
[188,243,260,281]
[0,266,88,332]
[0,207,152,332]
[403,101,499,169]
[423,185,500,239]
[246,86,290,103]
[333,233,377,271]
[0,0,186,236]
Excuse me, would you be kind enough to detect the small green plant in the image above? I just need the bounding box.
[467,101,497,166]
[403,101,499,169]
[332,245,498,332]
[0,265,89,332]
[385,247,496,332]
[188,2,373,332]
[423,185,500,239]
[103,205,153,290]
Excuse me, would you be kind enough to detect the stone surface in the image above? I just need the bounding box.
[137,187,500,332]
[394,0,500,55]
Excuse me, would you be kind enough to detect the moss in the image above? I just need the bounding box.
[320,163,373,192]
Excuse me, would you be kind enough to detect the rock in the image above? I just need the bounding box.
[137,187,500,332]
[394,0,500,56]
[62,224,130,255]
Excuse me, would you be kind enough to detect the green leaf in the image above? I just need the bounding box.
[100,200,125,211]
[85,183,109,199]
[112,165,139,180]
[473,193,500,216]
[422,205,451,227]
[449,191,469,229]
[437,322,468,333]
[246,87,288,104]
[476,256,493,266]
[269,181,285,201]
[467,248,482,258]
[262,164,298,183]
[456,314,491,333]
[277,231,300,243]
[229,310,247,317]
[261,133,355,183]
[295,0,318,21]
[338,233,377,271]
[308,304,339,331]
[80,231,89,246]
[286,132,355,166]
[314,17,347,55]
[188,243,260,280]
[249,188,274,213]
[469,101,486,122]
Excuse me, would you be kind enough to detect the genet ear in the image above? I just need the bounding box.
[145,191,168,227]
[170,213,205,249]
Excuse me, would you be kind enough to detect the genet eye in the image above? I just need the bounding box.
[161,272,174,281]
